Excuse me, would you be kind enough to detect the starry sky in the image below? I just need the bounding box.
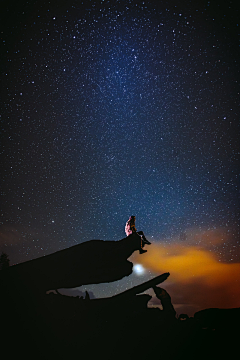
[1,0,239,315]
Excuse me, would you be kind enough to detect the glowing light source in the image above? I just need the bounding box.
[133,264,145,275]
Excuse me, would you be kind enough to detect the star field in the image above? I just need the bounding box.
[0,1,239,308]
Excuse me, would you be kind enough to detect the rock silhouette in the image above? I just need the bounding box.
[1,233,238,360]
[0,232,150,293]
[194,307,240,330]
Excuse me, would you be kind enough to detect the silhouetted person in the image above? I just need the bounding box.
[125,215,151,254]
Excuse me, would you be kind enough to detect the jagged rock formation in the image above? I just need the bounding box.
[0,232,149,293]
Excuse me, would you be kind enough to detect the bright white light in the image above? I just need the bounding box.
[133,264,145,275]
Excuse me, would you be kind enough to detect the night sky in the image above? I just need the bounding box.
[1,0,239,315]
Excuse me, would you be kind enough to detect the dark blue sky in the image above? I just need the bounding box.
[1,0,239,309]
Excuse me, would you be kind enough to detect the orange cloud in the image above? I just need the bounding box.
[130,231,240,315]
[134,244,240,284]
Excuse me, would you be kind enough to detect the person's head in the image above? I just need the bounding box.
[129,215,135,222]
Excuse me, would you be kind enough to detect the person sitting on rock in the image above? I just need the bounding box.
[125,215,151,254]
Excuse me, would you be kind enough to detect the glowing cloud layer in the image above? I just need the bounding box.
[131,229,240,314]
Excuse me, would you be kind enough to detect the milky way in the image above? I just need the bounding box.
[1,0,239,314]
